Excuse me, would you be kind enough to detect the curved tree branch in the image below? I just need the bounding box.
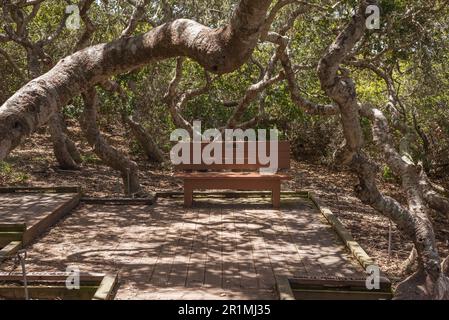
[0,0,274,160]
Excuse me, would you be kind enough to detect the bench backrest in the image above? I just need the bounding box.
[174,141,290,171]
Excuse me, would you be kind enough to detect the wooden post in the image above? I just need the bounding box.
[275,275,295,300]
[272,183,281,209]
[184,182,193,207]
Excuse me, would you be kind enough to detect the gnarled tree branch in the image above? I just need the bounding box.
[0,0,274,160]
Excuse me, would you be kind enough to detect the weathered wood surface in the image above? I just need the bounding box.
[275,275,295,300]
[1,194,366,300]
[0,241,22,263]
[0,272,117,300]
[309,193,375,270]
[0,192,80,246]
[92,273,119,300]
[0,186,81,194]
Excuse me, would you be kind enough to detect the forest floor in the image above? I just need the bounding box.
[1,123,448,287]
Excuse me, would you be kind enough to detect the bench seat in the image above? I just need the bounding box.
[175,172,291,208]
[175,172,291,180]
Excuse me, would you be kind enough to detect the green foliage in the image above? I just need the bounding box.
[0,0,448,172]
[0,161,13,175]
[382,165,395,182]
[0,161,30,184]
[81,154,102,165]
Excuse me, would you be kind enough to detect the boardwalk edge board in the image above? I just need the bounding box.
[81,196,156,205]
[0,241,22,263]
[0,224,25,263]
[307,191,377,271]
[275,275,295,300]
[22,193,81,246]
[0,272,118,300]
[275,275,393,300]
[92,273,119,300]
[0,186,82,194]
[0,187,81,259]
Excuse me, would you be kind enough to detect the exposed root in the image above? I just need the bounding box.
[395,270,449,300]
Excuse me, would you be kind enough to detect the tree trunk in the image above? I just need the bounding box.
[81,88,142,196]
[48,113,82,170]
[27,49,82,169]
[123,114,164,163]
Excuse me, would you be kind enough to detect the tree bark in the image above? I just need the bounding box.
[48,113,82,169]
[81,88,142,196]
[123,114,164,163]
[29,52,81,170]
[27,48,82,169]
[164,57,212,132]
[419,168,449,219]
[0,0,273,160]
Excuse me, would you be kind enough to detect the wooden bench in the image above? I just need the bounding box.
[174,141,291,208]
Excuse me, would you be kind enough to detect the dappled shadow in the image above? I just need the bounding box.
[0,193,76,227]
[1,194,365,300]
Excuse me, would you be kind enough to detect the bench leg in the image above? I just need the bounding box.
[272,183,281,209]
[184,183,193,207]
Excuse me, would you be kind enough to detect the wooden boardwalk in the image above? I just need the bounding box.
[0,194,366,299]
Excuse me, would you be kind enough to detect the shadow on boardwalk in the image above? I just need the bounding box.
[1,194,365,300]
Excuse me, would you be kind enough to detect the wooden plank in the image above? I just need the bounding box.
[156,190,308,198]
[166,208,199,287]
[0,223,27,232]
[174,160,291,171]
[0,186,81,194]
[0,232,23,246]
[240,210,276,290]
[275,275,295,300]
[0,272,106,283]
[289,276,391,291]
[309,192,376,271]
[186,208,211,287]
[203,205,223,288]
[174,141,291,170]
[184,183,193,207]
[233,210,259,290]
[222,208,241,290]
[272,184,281,209]
[149,208,188,287]
[81,197,155,205]
[0,286,97,300]
[22,193,81,246]
[276,276,392,300]
[292,288,393,300]
[172,141,290,153]
[92,273,118,300]
[0,241,22,262]
[176,172,290,180]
